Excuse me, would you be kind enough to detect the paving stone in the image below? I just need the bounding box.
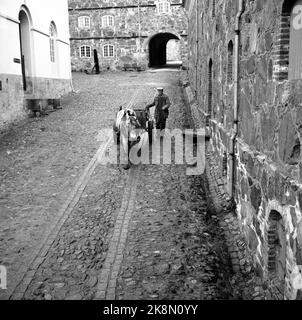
[86,276,98,288]
[2,70,245,301]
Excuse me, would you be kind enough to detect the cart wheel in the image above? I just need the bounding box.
[148,121,153,144]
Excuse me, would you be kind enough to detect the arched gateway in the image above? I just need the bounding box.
[147,32,182,68]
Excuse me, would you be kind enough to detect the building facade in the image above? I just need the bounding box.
[0,0,72,130]
[68,0,188,71]
[184,0,302,300]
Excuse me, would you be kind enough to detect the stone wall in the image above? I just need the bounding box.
[24,77,72,99]
[185,0,302,300]
[0,74,72,132]
[0,74,26,131]
[68,0,188,71]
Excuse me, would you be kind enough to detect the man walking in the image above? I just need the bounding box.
[146,87,171,130]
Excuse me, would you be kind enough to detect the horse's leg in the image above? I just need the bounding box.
[120,134,130,170]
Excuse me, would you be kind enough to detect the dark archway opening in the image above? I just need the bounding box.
[149,32,180,68]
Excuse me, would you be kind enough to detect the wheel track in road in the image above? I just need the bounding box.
[95,86,158,300]
[8,88,142,300]
[95,166,140,300]
[9,81,159,300]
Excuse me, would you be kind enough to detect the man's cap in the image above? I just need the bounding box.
[157,87,164,91]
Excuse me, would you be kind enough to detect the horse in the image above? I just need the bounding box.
[113,106,141,170]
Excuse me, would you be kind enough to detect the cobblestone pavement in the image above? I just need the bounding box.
[113,83,233,300]
[115,166,233,300]
[1,69,234,300]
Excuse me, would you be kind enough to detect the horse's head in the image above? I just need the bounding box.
[116,108,141,142]
[126,109,140,128]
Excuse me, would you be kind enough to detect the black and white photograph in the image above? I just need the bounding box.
[0,0,302,312]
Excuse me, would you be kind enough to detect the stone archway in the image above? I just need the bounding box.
[147,32,181,68]
[267,210,286,297]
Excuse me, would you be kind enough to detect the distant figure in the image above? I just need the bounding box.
[84,50,100,74]
[93,49,100,74]
[145,87,171,130]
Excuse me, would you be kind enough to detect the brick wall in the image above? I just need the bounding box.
[185,0,302,300]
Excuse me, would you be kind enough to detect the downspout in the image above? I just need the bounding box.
[195,0,199,97]
[138,0,141,51]
[230,0,244,198]
[138,0,141,65]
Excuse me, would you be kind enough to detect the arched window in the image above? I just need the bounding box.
[212,0,216,18]
[49,22,57,63]
[274,0,302,81]
[103,44,114,58]
[78,16,90,29]
[222,151,227,177]
[227,40,234,84]
[208,59,213,117]
[289,0,302,80]
[80,45,91,58]
[267,210,286,291]
[157,1,171,14]
[102,15,115,28]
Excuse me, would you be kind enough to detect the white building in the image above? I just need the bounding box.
[0,0,72,130]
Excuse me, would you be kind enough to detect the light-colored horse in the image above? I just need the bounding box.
[115,107,141,169]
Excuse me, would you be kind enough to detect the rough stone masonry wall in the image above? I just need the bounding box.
[68,0,188,71]
[186,0,302,300]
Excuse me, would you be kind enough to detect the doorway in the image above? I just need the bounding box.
[148,32,181,68]
[19,8,32,91]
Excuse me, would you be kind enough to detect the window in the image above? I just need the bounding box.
[103,44,114,58]
[157,1,171,14]
[274,0,302,81]
[227,41,234,84]
[222,151,227,177]
[102,15,115,28]
[212,0,216,18]
[80,45,91,58]
[289,0,302,79]
[49,22,57,63]
[78,16,90,29]
[267,211,286,294]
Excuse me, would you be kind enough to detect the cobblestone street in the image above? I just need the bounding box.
[0,70,235,300]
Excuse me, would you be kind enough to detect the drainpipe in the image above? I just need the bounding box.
[195,0,199,97]
[137,0,141,65]
[138,0,141,51]
[230,0,244,198]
